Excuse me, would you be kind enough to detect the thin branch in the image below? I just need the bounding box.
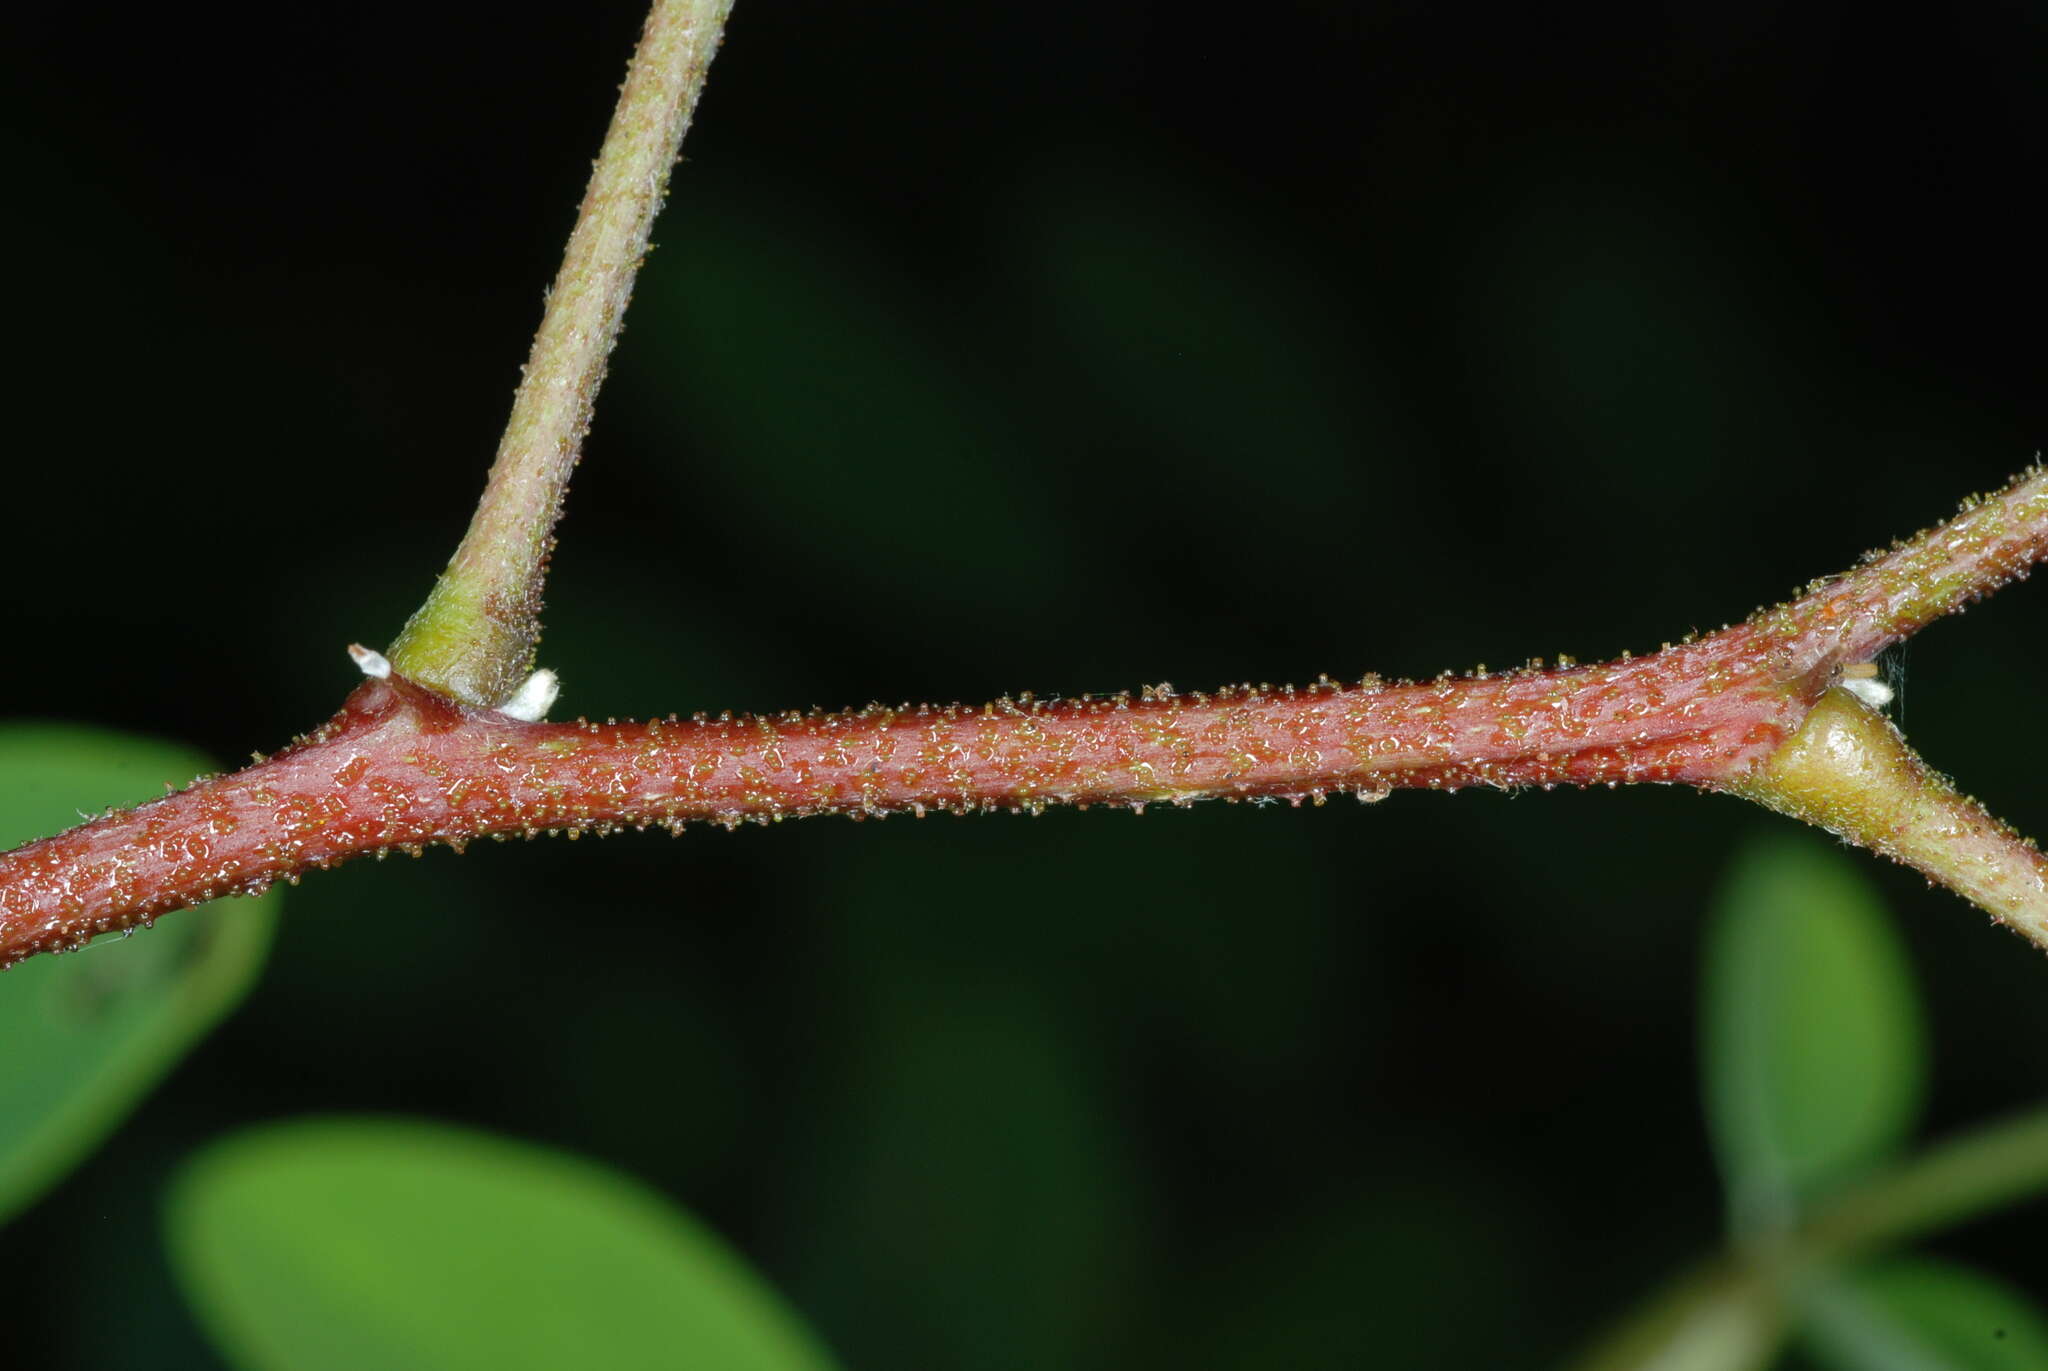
[1800,1106,2048,1264]
[1740,689,2048,947]
[387,0,736,709]
[5,468,2045,970]
[1759,464,2048,664]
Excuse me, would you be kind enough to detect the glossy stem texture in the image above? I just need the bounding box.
[1740,690,2048,947]
[3,468,2045,970]
[388,0,735,709]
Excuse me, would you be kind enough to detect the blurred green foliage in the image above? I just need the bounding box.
[0,726,277,1225]
[1801,1259,2048,1371]
[1703,838,1926,1237]
[1577,838,2048,1371]
[166,1118,837,1371]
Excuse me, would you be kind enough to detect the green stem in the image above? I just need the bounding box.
[1566,1261,1783,1371]
[1736,688,2048,951]
[388,0,736,708]
[1800,1106,2048,1263]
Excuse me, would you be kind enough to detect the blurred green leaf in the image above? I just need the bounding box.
[0,723,277,1226]
[785,966,1138,1371]
[1701,834,1925,1236]
[1801,1258,2048,1371]
[1573,1105,2048,1371]
[1800,1108,2048,1265]
[166,1117,839,1371]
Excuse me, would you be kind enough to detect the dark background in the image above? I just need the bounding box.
[1,2,2043,1366]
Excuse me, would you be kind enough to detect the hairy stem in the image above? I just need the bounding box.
[4,468,2046,970]
[1754,465,2048,662]
[387,0,735,709]
[1739,690,2048,947]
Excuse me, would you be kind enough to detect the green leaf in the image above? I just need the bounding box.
[1701,833,1925,1236]
[0,723,277,1225]
[166,1117,840,1371]
[1801,1258,2048,1371]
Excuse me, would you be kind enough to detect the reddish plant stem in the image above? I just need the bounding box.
[2,467,2044,969]
[0,662,1787,970]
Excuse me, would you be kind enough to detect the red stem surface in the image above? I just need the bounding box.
[3,467,2044,969]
